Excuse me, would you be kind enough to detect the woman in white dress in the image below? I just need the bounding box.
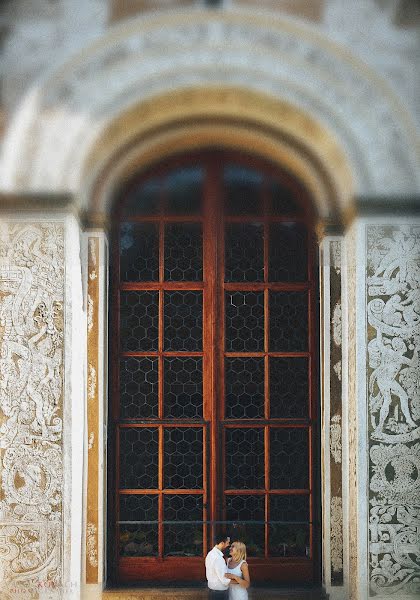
[225,541,250,600]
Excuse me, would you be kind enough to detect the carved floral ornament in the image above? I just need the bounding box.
[0,223,64,596]
[366,225,420,597]
[1,11,419,205]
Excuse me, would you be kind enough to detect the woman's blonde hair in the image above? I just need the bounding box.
[231,541,247,562]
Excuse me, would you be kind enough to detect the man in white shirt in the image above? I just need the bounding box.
[205,533,232,599]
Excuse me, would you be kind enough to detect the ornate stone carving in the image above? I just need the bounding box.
[331,241,342,275]
[367,225,420,597]
[333,360,342,382]
[88,363,96,401]
[0,222,64,596]
[87,294,94,333]
[331,496,343,574]
[330,414,342,464]
[332,301,342,347]
[86,522,98,568]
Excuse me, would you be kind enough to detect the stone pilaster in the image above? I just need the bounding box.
[0,211,85,598]
[83,231,108,595]
[320,236,346,599]
[345,217,420,600]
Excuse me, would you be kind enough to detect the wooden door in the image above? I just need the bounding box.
[110,152,319,585]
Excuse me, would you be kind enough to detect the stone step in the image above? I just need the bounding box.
[101,588,327,600]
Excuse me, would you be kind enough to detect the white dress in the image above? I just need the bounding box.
[226,559,248,600]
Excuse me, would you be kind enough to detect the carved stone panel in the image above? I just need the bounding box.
[366,225,420,597]
[0,222,65,598]
[329,240,344,586]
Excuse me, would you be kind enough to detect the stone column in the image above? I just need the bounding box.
[344,216,420,600]
[320,236,347,599]
[0,207,86,599]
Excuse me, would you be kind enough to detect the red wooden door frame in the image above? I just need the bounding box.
[110,150,320,585]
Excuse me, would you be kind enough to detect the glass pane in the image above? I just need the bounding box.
[270,428,309,489]
[164,357,203,419]
[226,495,265,556]
[269,223,307,282]
[120,357,158,419]
[164,524,203,557]
[120,222,159,282]
[270,495,310,557]
[123,177,160,216]
[269,291,308,352]
[226,494,265,521]
[119,494,159,555]
[164,495,203,556]
[165,167,203,214]
[270,494,309,524]
[119,524,158,556]
[224,165,263,214]
[270,357,309,419]
[119,427,158,489]
[120,291,158,352]
[225,428,265,489]
[164,291,203,352]
[225,292,264,352]
[225,358,264,419]
[270,180,302,215]
[225,223,264,282]
[164,223,203,281]
[164,428,203,489]
[120,493,159,521]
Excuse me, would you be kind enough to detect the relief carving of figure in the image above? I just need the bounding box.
[0,223,64,593]
[368,330,417,436]
[367,226,420,596]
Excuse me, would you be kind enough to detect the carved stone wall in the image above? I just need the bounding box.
[0,221,65,598]
[366,224,420,597]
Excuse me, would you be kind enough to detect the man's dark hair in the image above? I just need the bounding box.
[214,530,230,544]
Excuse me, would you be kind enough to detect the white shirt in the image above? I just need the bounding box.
[205,546,230,590]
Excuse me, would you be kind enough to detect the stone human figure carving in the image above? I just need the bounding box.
[369,330,418,436]
[373,231,417,283]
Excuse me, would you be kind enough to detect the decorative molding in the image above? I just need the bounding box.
[366,224,420,597]
[322,237,345,592]
[346,225,359,599]
[0,222,65,597]
[85,235,100,584]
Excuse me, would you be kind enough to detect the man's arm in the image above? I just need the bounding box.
[213,555,231,587]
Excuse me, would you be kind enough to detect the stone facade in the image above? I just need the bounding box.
[0,2,419,599]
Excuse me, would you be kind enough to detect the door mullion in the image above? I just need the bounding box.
[203,156,220,549]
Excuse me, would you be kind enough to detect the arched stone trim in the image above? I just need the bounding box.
[1,9,419,207]
[83,87,352,227]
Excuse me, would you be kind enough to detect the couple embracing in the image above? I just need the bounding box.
[205,533,250,600]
